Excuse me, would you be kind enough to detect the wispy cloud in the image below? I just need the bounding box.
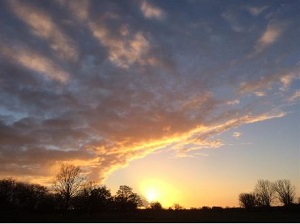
[226,99,240,105]
[1,43,69,83]
[8,0,78,61]
[222,11,243,32]
[238,70,299,97]
[250,22,284,56]
[288,90,300,102]
[280,73,295,91]
[238,75,275,96]
[56,0,90,22]
[140,1,165,20]
[247,5,269,16]
[89,21,150,68]
[233,132,241,138]
[254,91,266,97]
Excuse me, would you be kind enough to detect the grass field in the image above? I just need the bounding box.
[1,206,300,222]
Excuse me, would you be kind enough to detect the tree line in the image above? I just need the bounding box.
[0,164,298,214]
[239,179,297,209]
[0,164,142,214]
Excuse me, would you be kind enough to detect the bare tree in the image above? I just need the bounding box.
[239,193,257,209]
[52,164,85,210]
[273,179,295,206]
[254,180,275,207]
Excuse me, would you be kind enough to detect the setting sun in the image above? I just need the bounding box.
[145,187,160,202]
[140,178,180,208]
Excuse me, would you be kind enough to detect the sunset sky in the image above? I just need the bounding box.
[0,0,299,208]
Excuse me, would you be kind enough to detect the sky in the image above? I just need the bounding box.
[0,0,299,208]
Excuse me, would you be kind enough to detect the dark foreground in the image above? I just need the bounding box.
[1,206,300,222]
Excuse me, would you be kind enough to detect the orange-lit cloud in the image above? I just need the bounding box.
[238,70,299,96]
[1,43,69,83]
[89,21,150,68]
[8,0,78,61]
[251,22,284,56]
[140,1,165,20]
[56,0,90,22]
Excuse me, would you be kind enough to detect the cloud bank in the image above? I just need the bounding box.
[0,0,299,184]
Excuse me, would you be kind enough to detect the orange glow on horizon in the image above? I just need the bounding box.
[139,178,181,208]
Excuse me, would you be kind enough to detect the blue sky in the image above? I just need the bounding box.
[0,0,299,207]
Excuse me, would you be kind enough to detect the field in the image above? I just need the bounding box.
[1,206,300,222]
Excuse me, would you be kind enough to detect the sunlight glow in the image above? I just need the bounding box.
[145,187,159,202]
[139,178,180,208]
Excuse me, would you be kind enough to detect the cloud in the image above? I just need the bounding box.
[222,11,244,32]
[140,1,165,20]
[251,22,284,56]
[232,132,241,138]
[247,5,269,16]
[288,90,300,103]
[0,0,299,185]
[259,25,281,45]
[8,0,78,61]
[226,99,240,105]
[280,73,295,91]
[89,21,150,68]
[56,0,90,22]
[1,43,69,83]
[238,70,299,97]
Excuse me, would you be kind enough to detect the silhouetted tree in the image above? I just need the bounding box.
[0,178,16,209]
[201,206,211,210]
[239,193,257,209]
[38,192,57,212]
[114,185,143,210]
[73,181,95,213]
[13,182,48,211]
[140,196,150,208]
[0,179,54,212]
[212,206,223,211]
[254,180,275,207]
[173,203,183,210]
[90,185,113,212]
[74,181,113,214]
[150,201,163,210]
[273,179,295,206]
[52,164,85,211]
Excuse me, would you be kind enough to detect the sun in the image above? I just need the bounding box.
[145,187,160,202]
[139,178,180,208]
